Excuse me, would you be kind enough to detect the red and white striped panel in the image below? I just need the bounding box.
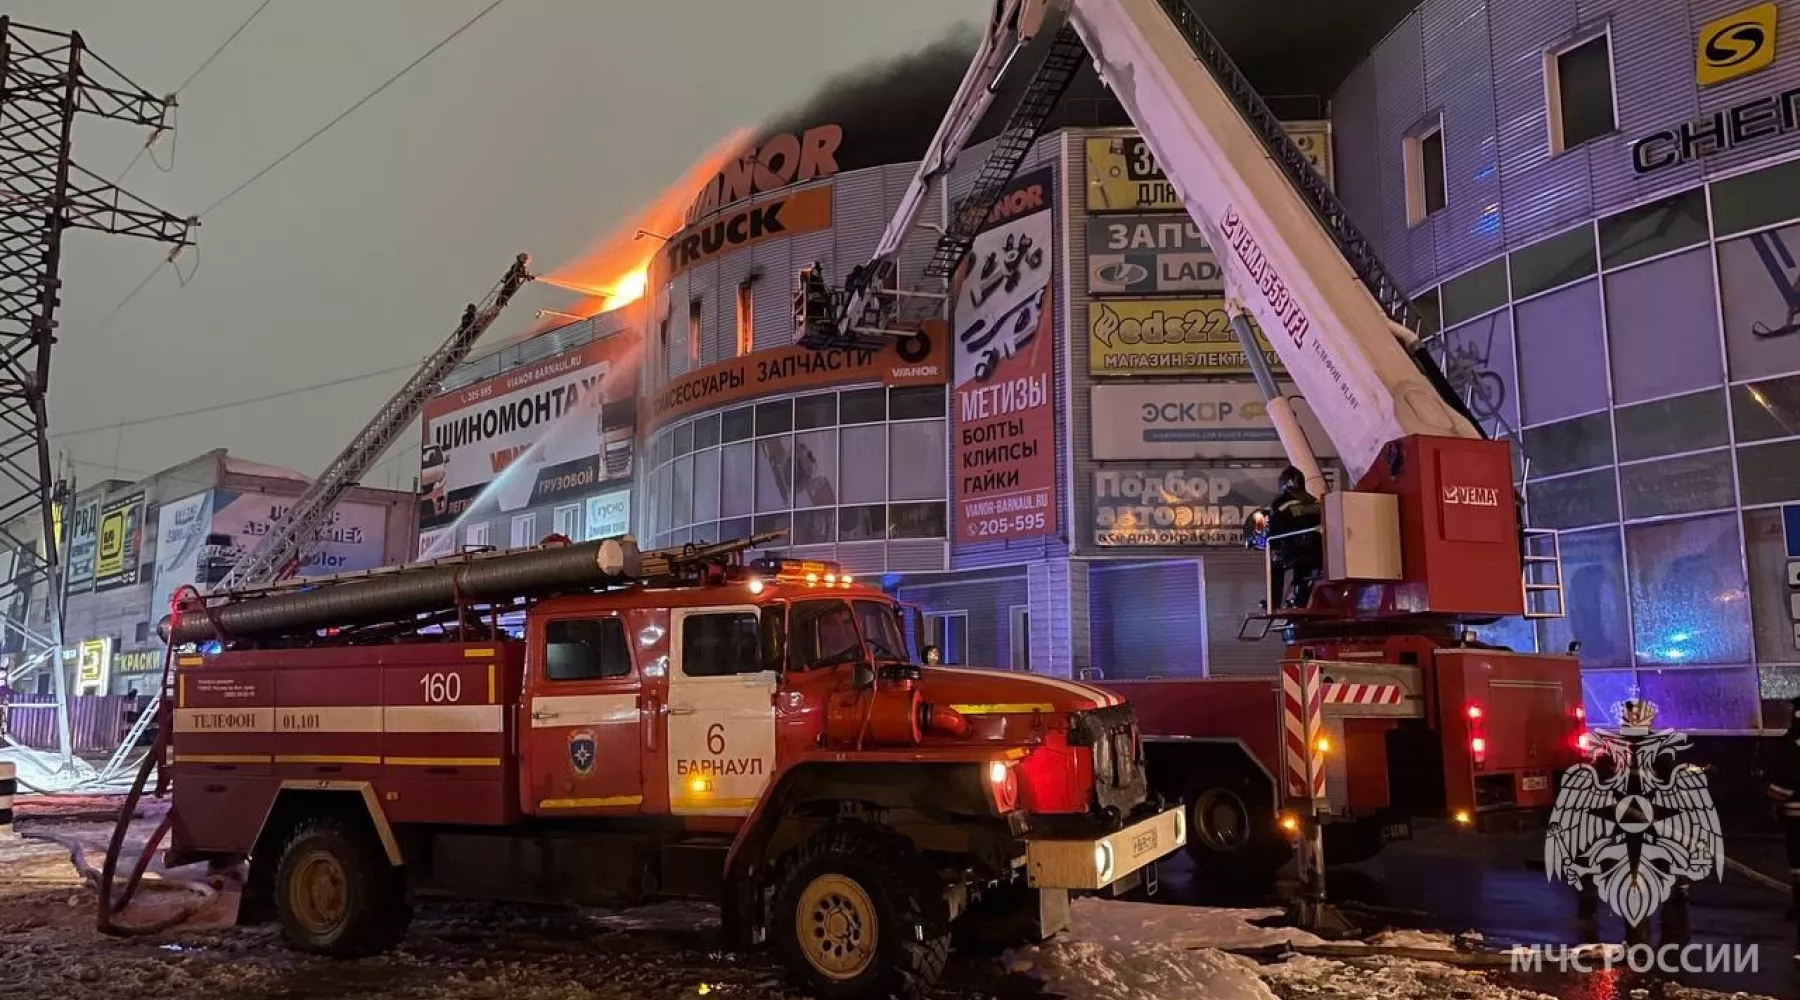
[1322,683,1404,706]
[1280,661,1326,801]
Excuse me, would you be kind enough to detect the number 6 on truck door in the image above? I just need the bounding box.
[667,605,777,816]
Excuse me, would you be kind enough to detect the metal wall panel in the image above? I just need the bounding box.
[751,230,795,353]
[1585,1,1704,210]
[895,571,1031,670]
[1421,0,1507,276]
[831,168,889,284]
[1488,0,1593,250]
[1333,63,1390,268]
[1087,560,1206,679]
[1690,0,1800,178]
[711,249,752,366]
[1370,13,1436,291]
[1204,550,1281,674]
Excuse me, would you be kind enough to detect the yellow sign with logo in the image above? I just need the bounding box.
[1086,124,1333,212]
[77,636,111,692]
[1697,3,1778,87]
[1087,299,1285,376]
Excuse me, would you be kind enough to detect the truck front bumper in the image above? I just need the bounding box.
[1023,806,1186,891]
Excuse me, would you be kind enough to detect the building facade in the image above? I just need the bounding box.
[4,450,415,696]
[1331,0,1800,732]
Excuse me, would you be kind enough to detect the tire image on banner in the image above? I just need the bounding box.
[950,166,1059,544]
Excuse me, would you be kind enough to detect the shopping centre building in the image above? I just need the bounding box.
[421,0,1800,733]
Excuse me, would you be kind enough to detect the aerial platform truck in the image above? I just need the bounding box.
[99,260,1186,998]
[793,0,1586,901]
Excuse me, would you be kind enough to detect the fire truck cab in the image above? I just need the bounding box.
[164,543,1183,1000]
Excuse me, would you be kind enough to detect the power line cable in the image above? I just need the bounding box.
[98,0,510,330]
[197,0,509,219]
[115,0,277,185]
[51,359,422,439]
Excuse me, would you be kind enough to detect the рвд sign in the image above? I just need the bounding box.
[1087,299,1283,376]
[1085,214,1222,295]
[1090,383,1335,461]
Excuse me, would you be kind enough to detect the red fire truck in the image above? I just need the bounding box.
[152,537,1184,1000]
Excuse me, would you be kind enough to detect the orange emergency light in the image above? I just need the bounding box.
[751,557,853,588]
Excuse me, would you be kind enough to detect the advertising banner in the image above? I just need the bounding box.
[420,334,641,532]
[584,488,632,541]
[648,321,948,430]
[417,526,456,561]
[1090,383,1336,461]
[211,490,390,579]
[666,184,834,278]
[1084,124,1333,212]
[65,499,99,592]
[1086,214,1222,296]
[951,167,1059,544]
[93,494,145,591]
[1088,299,1284,376]
[150,491,215,620]
[113,649,163,677]
[1092,464,1340,547]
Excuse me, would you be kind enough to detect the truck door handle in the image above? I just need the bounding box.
[531,710,557,721]
[669,706,697,716]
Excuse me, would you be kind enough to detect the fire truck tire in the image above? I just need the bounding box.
[771,826,950,1000]
[1181,772,1290,885]
[273,818,411,957]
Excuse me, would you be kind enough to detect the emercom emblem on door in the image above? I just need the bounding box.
[667,604,778,816]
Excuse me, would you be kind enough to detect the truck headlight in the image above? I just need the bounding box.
[1094,841,1115,883]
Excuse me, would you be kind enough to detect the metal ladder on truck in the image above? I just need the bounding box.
[100,254,535,779]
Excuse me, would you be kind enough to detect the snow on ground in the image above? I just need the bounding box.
[0,809,1781,1000]
[1260,955,1558,1000]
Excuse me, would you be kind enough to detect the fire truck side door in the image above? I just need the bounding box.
[667,604,776,816]
[522,612,643,814]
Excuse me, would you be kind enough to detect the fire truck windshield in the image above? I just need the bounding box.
[788,598,913,669]
[851,599,909,663]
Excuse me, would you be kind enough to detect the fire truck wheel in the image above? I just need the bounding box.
[273,818,411,957]
[772,826,950,1000]
[1182,773,1290,885]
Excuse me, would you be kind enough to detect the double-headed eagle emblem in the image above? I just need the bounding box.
[1544,699,1723,927]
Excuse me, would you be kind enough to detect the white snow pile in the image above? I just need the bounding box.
[1360,928,1458,952]
[1002,899,1312,1000]
[1262,954,1558,1000]
[1005,941,1276,1000]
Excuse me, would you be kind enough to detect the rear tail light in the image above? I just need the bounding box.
[1467,701,1488,771]
[987,760,1019,813]
[1573,704,1590,754]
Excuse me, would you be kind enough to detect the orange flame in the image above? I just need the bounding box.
[541,128,755,320]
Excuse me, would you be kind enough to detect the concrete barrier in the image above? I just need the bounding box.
[0,760,14,837]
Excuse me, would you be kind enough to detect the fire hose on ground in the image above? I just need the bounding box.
[90,585,209,938]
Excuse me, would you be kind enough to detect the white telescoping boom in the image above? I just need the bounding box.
[800,0,1485,487]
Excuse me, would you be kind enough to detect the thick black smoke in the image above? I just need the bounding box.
[760,26,984,172]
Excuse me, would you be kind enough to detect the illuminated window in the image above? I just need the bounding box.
[688,299,703,365]
[1547,32,1615,154]
[736,280,755,356]
[1403,120,1446,225]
